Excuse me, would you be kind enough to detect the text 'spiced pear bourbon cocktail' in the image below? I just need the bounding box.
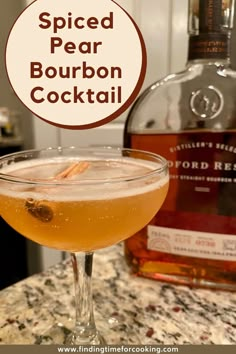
[0,154,168,252]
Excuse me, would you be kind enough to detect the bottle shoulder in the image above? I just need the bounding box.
[220,66,236,79]
[147,63,236,89]
[125,63,236,133]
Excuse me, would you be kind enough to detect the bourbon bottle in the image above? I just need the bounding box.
[124,0,236,290]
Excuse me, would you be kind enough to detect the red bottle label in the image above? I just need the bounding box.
[130,131,236,260]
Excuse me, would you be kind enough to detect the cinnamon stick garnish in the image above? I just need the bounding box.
[25,161,90,222]
[54,161,90,180]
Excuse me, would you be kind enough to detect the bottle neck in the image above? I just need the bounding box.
[187,0,234,63]
[187,31,231,63]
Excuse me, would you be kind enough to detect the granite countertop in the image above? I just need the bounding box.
[0,244,236,345]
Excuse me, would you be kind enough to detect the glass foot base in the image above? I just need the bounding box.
[34,314,140,345]
[65,331,106,345]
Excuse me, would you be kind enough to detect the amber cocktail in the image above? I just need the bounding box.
[0,147,169,344]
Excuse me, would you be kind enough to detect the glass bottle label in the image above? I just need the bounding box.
[130,131,236,261]
[147,225,236,261]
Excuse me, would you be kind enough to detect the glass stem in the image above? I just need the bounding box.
[70,252,104,345]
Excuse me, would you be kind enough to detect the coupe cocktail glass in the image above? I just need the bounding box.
[0,147,169,344]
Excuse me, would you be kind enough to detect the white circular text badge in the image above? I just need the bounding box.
[6,0,146,129]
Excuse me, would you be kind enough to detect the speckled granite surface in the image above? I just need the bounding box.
[0,244,236,345]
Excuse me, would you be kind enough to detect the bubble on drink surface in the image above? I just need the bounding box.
[0,157,168,201]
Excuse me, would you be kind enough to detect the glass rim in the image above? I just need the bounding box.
[0,146,168,186]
